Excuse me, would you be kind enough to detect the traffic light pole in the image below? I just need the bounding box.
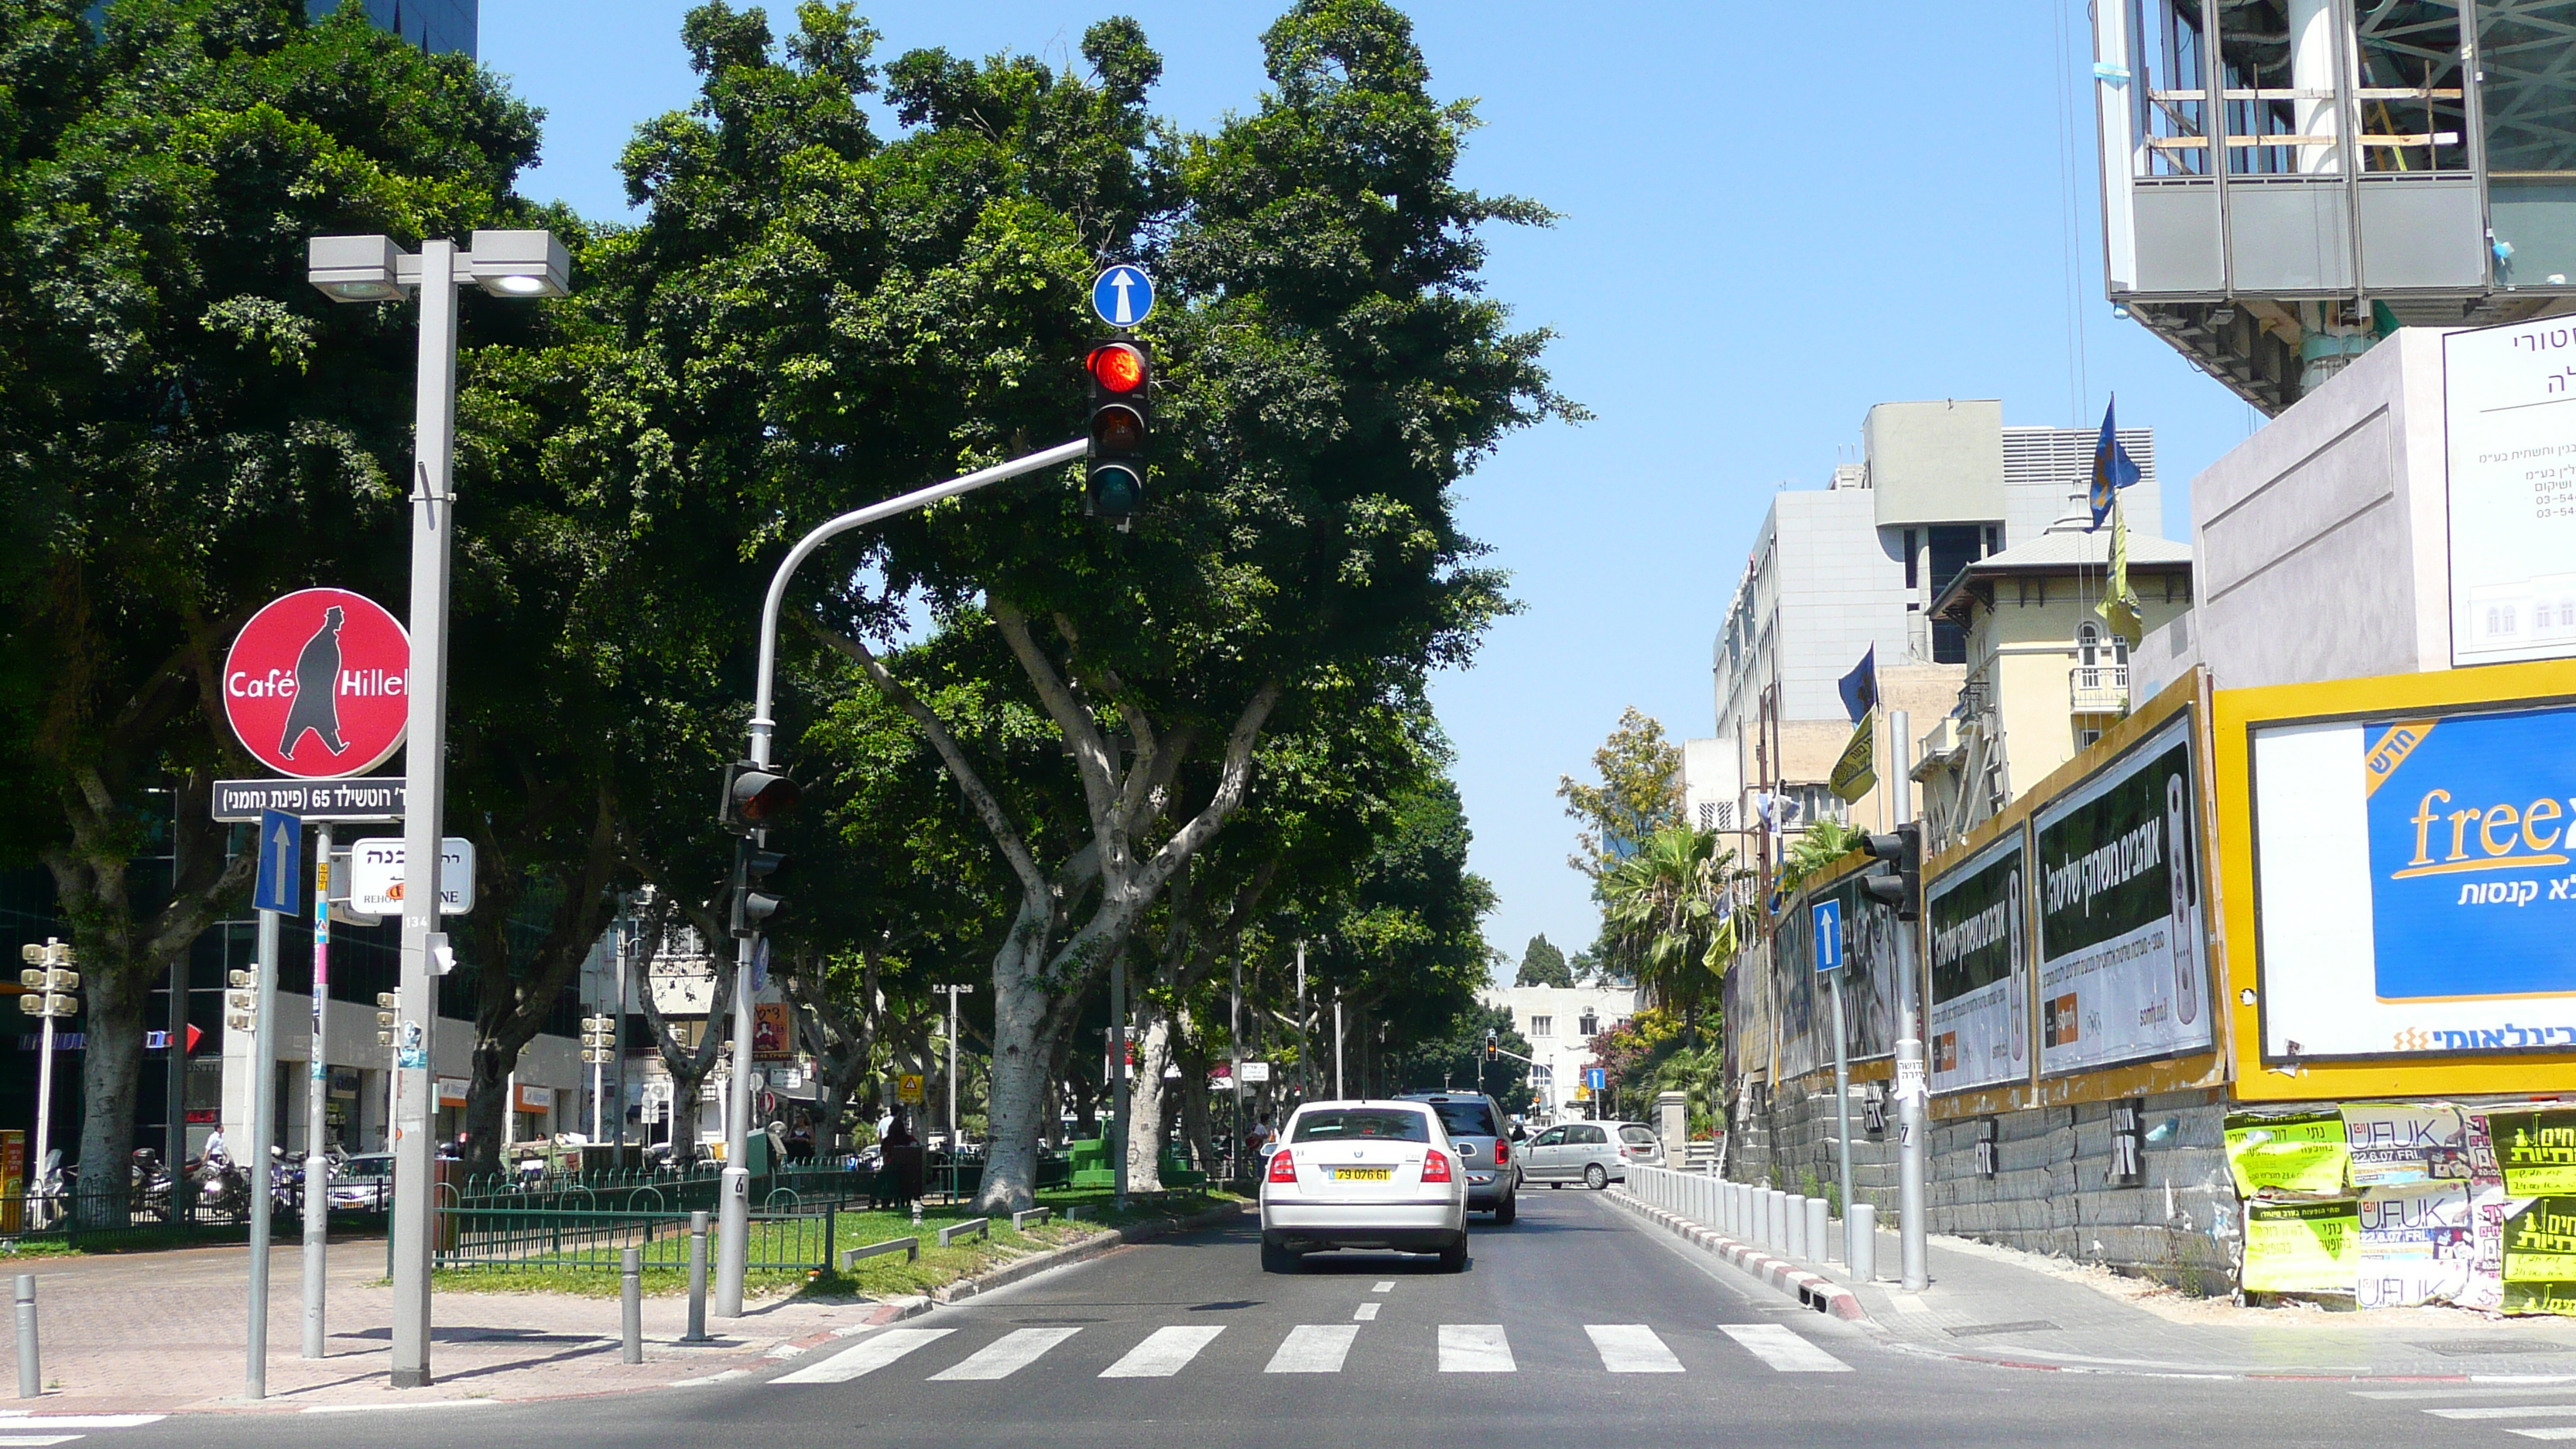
[725,437,1085,1303]
[1890,708,1929,1290]
[303,824,334,1362]
[245,897,283,1399]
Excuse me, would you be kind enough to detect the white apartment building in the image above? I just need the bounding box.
[1691,401,2161,865]
[1478,981,1643,1125]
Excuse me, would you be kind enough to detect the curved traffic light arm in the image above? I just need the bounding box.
[747,439,1086,768]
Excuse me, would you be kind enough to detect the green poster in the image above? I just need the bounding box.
[2225,1109,2348,1196]
[2503,1198,2576,1286]
[2242,1198,2358,1295]
[2489,1110,2576,1196]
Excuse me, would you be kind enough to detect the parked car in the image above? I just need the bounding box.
[327,1153,396,1211]
[1394,1092,1518,1224]
[1259,1099,1468,1274]
[1519,1119,1632,1190]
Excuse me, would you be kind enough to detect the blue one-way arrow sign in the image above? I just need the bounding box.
[1091,265,1154,328]
[1813,898,1843,975]
[254,808,301,916]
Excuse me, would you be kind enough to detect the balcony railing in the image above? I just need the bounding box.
[2071,664,2129,714]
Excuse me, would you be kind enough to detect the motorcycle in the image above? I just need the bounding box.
[189,1151,252,1223]
[128,1147,173,1223]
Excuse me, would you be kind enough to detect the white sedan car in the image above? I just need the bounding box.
[1259,1099,1468,1273]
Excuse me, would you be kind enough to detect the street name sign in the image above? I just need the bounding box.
[213,776,405,823]
[222,588,409,779]
[346,837,474,916]
[1091,265,1154,328]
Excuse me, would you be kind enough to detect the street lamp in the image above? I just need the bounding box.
[307,228,568,1391]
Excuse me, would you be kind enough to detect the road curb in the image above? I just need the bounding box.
[925,1199,1250,1305]
[1603,1188,1868,1323]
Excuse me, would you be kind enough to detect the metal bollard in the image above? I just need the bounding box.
[683,1211,711,1344]
[13,1276,35,1399]
[1783,1193,1808,1260]
[622,1249,643,1365]
[1806,1196,1830,1266]
[1851,1203,1878,1283]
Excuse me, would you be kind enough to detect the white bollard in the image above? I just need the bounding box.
[1807,1195,1830,1265]
[1784,1193,1808,1259]
[1852,1202,1878,1282]
[1768,1189,1790,1253]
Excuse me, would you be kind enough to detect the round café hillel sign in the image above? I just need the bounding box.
[222,587,410,779]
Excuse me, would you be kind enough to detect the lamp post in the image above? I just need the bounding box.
[932,984,975,1163]
[306,229,570,1389]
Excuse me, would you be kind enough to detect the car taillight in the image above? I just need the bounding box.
[1266,1149,1298,1184]
[1421,1149,1453,1184]
[1492,1139,1509,1165]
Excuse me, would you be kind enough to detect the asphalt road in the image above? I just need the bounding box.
[62,1187,2576,1449]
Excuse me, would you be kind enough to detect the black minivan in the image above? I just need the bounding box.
[1396,1093,1519,1225]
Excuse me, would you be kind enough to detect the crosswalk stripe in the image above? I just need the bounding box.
[1266,1324,1360,1374]
[1718,1323,1852,1373]
[1587,1324,1684,1373]
[2357,1389,2576,1401]
[1354,1303,1380,1321]
[1438,1324,1515,1373]
[2430,1406,2576,1420]
[1101,1326,1225,1379]
[775,1327,954,1384]
[0,1437,87,1447]
[0,1420,162,1430]
[929,1327,1081,1382]
[2509,1430,2576,1442]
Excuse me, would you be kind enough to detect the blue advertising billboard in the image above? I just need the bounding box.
[2254,699,2576,1060]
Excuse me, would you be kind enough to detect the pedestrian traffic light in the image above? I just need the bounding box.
[730,840,789,936]
[1084,340,1150,524]
[376,992,397,1046]
[1859,823,1923,922]
[719,760,800,834]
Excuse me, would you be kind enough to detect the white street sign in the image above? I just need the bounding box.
[1240,1060,1272,1083]
[347,837,474,916]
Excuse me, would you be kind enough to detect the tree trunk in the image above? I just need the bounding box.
[971,921,1057,1212]
[464,1043,512,1179]
[1174,1018,1216,1179]
[74,971,147,1224]
[1122,1002,1171,1192]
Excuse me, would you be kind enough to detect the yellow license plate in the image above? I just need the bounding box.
[1332,1167,1391,1182]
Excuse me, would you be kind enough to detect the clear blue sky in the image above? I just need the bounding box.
[484,2,2260,981]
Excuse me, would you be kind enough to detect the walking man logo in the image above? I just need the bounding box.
[279,606,348,760]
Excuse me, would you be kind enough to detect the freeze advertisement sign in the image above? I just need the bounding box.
[2252,703,2576,1059]
[1925,830,2027,1094]
[2031,715,2212,1075]
[2444,317,2576,668]
[1770,870,1899,1080]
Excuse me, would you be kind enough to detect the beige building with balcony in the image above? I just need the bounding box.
[1910,508,2194,851]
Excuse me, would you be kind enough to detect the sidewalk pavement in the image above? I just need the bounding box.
[1607,1187,2576,1379]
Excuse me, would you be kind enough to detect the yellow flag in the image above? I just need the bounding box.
[2098,492,2143,648]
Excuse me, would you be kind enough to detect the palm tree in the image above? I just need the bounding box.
[1776,819,1862,893]
[1599,824,1749,1038]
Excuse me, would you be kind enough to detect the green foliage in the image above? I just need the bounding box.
[1598,824,1745,1026]
[1392,1003,1532,1115]
[1557,707,1681,881]
[1512,933,1570,988]
[1778,820,1863,892]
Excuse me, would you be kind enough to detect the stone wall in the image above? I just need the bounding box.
[1726,1077,2238,1295]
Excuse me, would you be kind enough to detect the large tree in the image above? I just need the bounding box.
[1557,706,1684,879]
[0,0,545,1204]
[1513,933,1570,988]
[578,0,1569,1210]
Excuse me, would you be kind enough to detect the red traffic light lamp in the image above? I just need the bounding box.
[1084,341,1151,523]
[719,760,800,834]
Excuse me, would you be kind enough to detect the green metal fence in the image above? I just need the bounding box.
[433,1205,845,1273]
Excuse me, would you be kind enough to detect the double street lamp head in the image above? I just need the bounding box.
[306,229,571,303]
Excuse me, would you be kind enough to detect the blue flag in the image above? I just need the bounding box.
[2089,397,2142,531]
[1836,646,1877,724]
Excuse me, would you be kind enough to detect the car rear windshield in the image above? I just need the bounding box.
[1292,1109,1431,1144]
[1426,1101,1499,1139]
[1619,1125,1658,1145]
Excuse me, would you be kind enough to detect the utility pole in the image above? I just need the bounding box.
[933,985,975,1152]
[1878,709,1929,1290]
[302,824,334,1360]
[308,228,569,1389]
[1228,960,1244,1180]
[1294,942,1307,1102]
[1333,988,1345,1099]
[1110,956,1128,1213]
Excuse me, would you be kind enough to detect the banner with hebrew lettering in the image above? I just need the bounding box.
[2031,714,2213,1075]
[2252,703,2576,1060]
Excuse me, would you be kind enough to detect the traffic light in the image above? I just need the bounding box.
[1485,1029,1498,1063]
[718,760,800,835]
[227,968,259,1032]
[1859,823,1924,922]
[1084,340,1151,524]
[376,992,398,1047]
[730,840,789,936]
